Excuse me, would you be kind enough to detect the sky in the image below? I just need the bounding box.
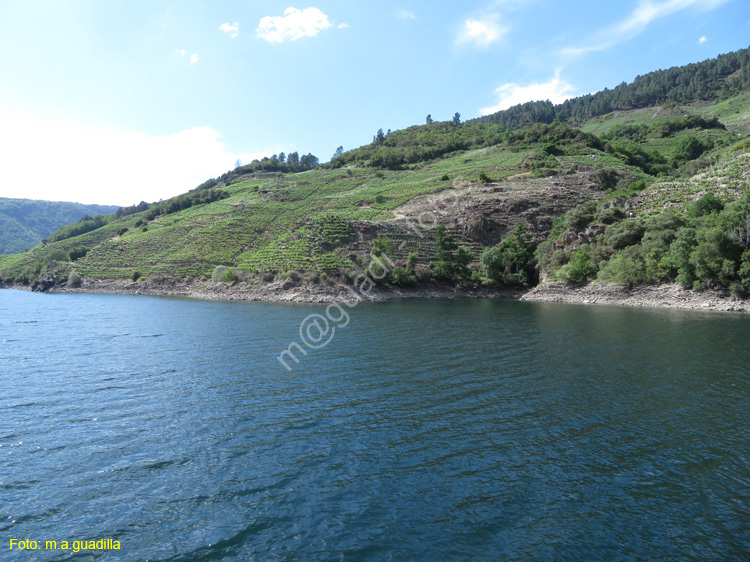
[0,0,747,206]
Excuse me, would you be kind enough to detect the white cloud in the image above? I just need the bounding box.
[176,50,199,64]
[457,14,507,48]
[480,71,577,115]
[219,22,240,38]
[338,23,349,29]
[396,11,417,20]
[698,35,707,43]
[0,105,271,206]
[562,0,729,55]
[257,7,332,43]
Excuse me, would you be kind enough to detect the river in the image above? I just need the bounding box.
[1,290,748,561]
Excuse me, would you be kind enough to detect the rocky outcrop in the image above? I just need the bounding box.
[31,274,59,293]
[522,282,750,312]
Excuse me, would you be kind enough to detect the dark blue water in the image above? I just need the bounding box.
[1,290,748,561]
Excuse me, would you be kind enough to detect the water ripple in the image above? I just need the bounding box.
[1,292,749,561]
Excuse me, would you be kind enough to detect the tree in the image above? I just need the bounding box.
[234,158,243,169]
[688,193,724,217]
[332,146,344,160]
[406,251,418,273]
[429,225,474,281]
[452,112,461,126]
[673,134,712,164]
[278,152,286,163]
[426,114,433,125]
[557,246,596,283]
[595,168,620,191]
[374,129,386,144]
[287,152,300,166]
[300,153,319,169]
[480,223,537,285]
[371,237,394,258]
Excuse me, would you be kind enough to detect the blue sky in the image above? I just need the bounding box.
[0,0,747,205]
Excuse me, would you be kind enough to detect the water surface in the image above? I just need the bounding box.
[1,290,748,561]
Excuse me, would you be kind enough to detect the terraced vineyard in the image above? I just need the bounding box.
[0,141,577,283]
[1,87,749,293]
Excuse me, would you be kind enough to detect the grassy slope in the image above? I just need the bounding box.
[579,94,750,216]
[0,145,537,282]
[1,93,749,288]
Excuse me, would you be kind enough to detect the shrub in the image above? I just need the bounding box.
[597,246,649,285]
[556,246,596,283]
[480,223,537,285]
[602,219,646,250]
[118,228,128,237]
[673,134,713,164]
[479,171,492,183]
[132,271,142,282]
[44,249,70,266]
[374,194,386,204]
[67,272,82,287]
[440,174,450,181]
[565,202,597,231]
[69,247,89,261]
[371,237,394,258]
[595,207,625,225]
[389,266,415,286]
[688,193,724,218]
[595,168,620,190]
[406,251,419,274]
[212,266,236,283]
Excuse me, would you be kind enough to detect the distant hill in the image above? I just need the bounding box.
[0,198,118,255]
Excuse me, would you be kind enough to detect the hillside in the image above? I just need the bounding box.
[1,49,750,303]
[0,198,118,255]
[473,47,750,129]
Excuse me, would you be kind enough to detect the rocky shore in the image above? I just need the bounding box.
[10,275,523,303]
[522,282,750,312]
[4,275,749,312]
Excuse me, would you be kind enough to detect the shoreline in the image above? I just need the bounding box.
[3,278,749,312]
[1,278,524,304]
[521,282,750,312]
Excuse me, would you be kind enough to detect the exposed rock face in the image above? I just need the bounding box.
[372,172,606,257]
[584,224,607,238]
[32,274,58,292]
[522,282,750,312]
[463,215,501,241]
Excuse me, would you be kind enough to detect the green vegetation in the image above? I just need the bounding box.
[2,48,750,299]
[429,225,474,282]
[480,223,537,286]
[0,198,118,255]
[475,47,750,128]
[537,192,750,294]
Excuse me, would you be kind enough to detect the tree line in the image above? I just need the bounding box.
[473,47,750,129]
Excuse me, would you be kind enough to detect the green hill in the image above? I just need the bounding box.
[1,48,750,298]
[473,47,750,129]
[0,198,118,255]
